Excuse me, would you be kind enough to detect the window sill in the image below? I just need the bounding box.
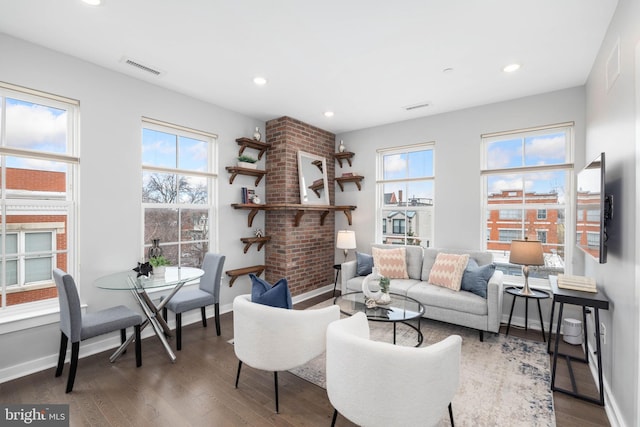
[0,299,64,334]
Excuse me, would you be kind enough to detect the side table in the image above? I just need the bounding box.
[505,286,550,342]
[547,275,609,406]
[332,264,341,297]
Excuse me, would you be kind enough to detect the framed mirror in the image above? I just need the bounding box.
[297,151,330,205]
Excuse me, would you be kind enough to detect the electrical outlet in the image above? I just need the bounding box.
[600,322,606,345]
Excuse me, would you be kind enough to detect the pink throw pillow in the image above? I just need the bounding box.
[428,253,470,291]
[372,247,409,279]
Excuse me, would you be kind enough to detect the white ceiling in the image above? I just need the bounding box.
[0,0,617,134]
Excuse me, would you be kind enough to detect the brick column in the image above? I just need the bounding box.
[264,117,336,296]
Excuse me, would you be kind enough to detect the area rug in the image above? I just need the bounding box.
[289,299,555,427]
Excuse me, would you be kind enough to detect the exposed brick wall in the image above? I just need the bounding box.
[264,117,336,296]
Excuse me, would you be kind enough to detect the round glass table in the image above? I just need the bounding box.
[95,267,204,363]
[333,291,425,346]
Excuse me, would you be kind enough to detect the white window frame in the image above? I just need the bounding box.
[481,123,574,287]
[0,82,79,327]
[141,118,218,267]
[376,142,435,247]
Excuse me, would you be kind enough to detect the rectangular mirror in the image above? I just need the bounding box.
[298,151,330,205]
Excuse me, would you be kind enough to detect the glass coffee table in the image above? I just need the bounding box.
[334,291,425,347]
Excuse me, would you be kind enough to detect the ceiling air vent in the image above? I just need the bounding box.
[121,57,163,76]
[403,102,431,111]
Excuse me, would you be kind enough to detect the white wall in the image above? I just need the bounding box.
[0,34,267,378]
[583,0,640,425]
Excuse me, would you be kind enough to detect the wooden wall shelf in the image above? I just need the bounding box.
[335,175,364,191]
[236,137,270,160]
[231,203,357,227]
[225,265,265,287]
[333,151,355,168]
[226,166,267,186]
[240,236,271,253]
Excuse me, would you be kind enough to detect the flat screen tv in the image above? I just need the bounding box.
[575,152,612,263]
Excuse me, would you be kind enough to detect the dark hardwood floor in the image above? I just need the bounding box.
[0,291,609,426]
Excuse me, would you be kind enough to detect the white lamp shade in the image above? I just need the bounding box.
[336,230,356,250]
[509,239,545,266]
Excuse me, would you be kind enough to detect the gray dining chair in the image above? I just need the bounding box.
[53,268,143,393]
[162,253,225,350]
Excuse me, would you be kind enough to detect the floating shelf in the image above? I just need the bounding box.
[226,166,267,186]
[236,137,270,160]
[240,236,271,253]
[231,203,357,227]
[225,265,265,287]
[333,151,355,168]
[335,175,364,191]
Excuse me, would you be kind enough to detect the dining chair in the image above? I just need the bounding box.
[326,312,462,427]
[162,253,225,350]
[53,268,143,393]
[233,294,340,413]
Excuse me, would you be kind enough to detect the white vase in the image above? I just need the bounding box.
[238,161,257,169]
[339,140,345,152]
[253,127,262,141]
[377,292,391,305]
[153,266,166,277]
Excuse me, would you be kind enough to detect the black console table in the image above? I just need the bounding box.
[547,275,609,406]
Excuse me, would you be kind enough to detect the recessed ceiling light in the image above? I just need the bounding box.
[253,77,267,86]
[82,0,102,5]
[503,63,521,73]
[324,111,334,118]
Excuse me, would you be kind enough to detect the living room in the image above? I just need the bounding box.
[0,1,638,426]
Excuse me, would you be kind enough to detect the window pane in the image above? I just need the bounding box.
[178,175,208,204]
[142,128,177,168]
[524,132,566,166]
[144,208,179,246]
[5,260,17,286]
[143,172,178,203]
[25,257,52,282]
[382,182,407,206]
[178,136,208,172]
[486,138,523,169]
[5,98,68,154]
[180,209,209,242]
[522,170,567,204]
[407,149,434,178]
[180,241,209,267]
[383,153,407,180]
[26,232,52,252]
[406,181,434,206]
[5,234,17,254]
[4,159,67,199]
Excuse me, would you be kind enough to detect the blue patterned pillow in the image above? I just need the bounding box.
[250,274,293,309]
[356,252,374,276]
[460,259,495,298]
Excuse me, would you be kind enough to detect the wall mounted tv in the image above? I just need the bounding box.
[575,152,613,263]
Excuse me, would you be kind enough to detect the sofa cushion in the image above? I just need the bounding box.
[407,283,488,316]
[372,244,423,279]
[372,247,409,279]
[250,274,292,309]
[356,252,374,276]
[422,248,493,281]
[428,253,469,291]
[461,259,496,298]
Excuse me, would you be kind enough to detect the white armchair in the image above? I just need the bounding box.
[232,294,340,413]
[326,312,462,427]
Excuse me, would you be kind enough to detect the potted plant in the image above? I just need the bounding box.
[379,276,390,294]
[149,255,170,277]
[237,155,258,169]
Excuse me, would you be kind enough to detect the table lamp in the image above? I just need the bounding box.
[336,230,356,262]
[509,237,545,296]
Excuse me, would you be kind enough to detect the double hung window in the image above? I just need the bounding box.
[141,118,217,267]
[481,123,573,280]
[0,83,78,309]
[377,143,434,247]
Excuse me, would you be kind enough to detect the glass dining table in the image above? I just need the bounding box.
[94,267,204,363]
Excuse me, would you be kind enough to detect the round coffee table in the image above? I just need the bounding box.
[333,291,425,347]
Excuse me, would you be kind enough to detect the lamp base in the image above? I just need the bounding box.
[518,265,535,296]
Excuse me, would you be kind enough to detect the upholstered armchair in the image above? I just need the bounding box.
[326,312,462,426]
[232,294,340,413]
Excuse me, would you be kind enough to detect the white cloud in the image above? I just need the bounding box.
[6,103,67,150]
[384,154,406,172]
[526,135,565,160]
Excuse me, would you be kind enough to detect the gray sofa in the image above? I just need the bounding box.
[341,244,504,341]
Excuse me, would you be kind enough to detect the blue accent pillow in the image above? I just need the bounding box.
[461,259,495,299]
[356,252,374,276]
[250,274,293,309]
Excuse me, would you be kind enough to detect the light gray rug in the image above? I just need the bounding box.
[289,300,555,427]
